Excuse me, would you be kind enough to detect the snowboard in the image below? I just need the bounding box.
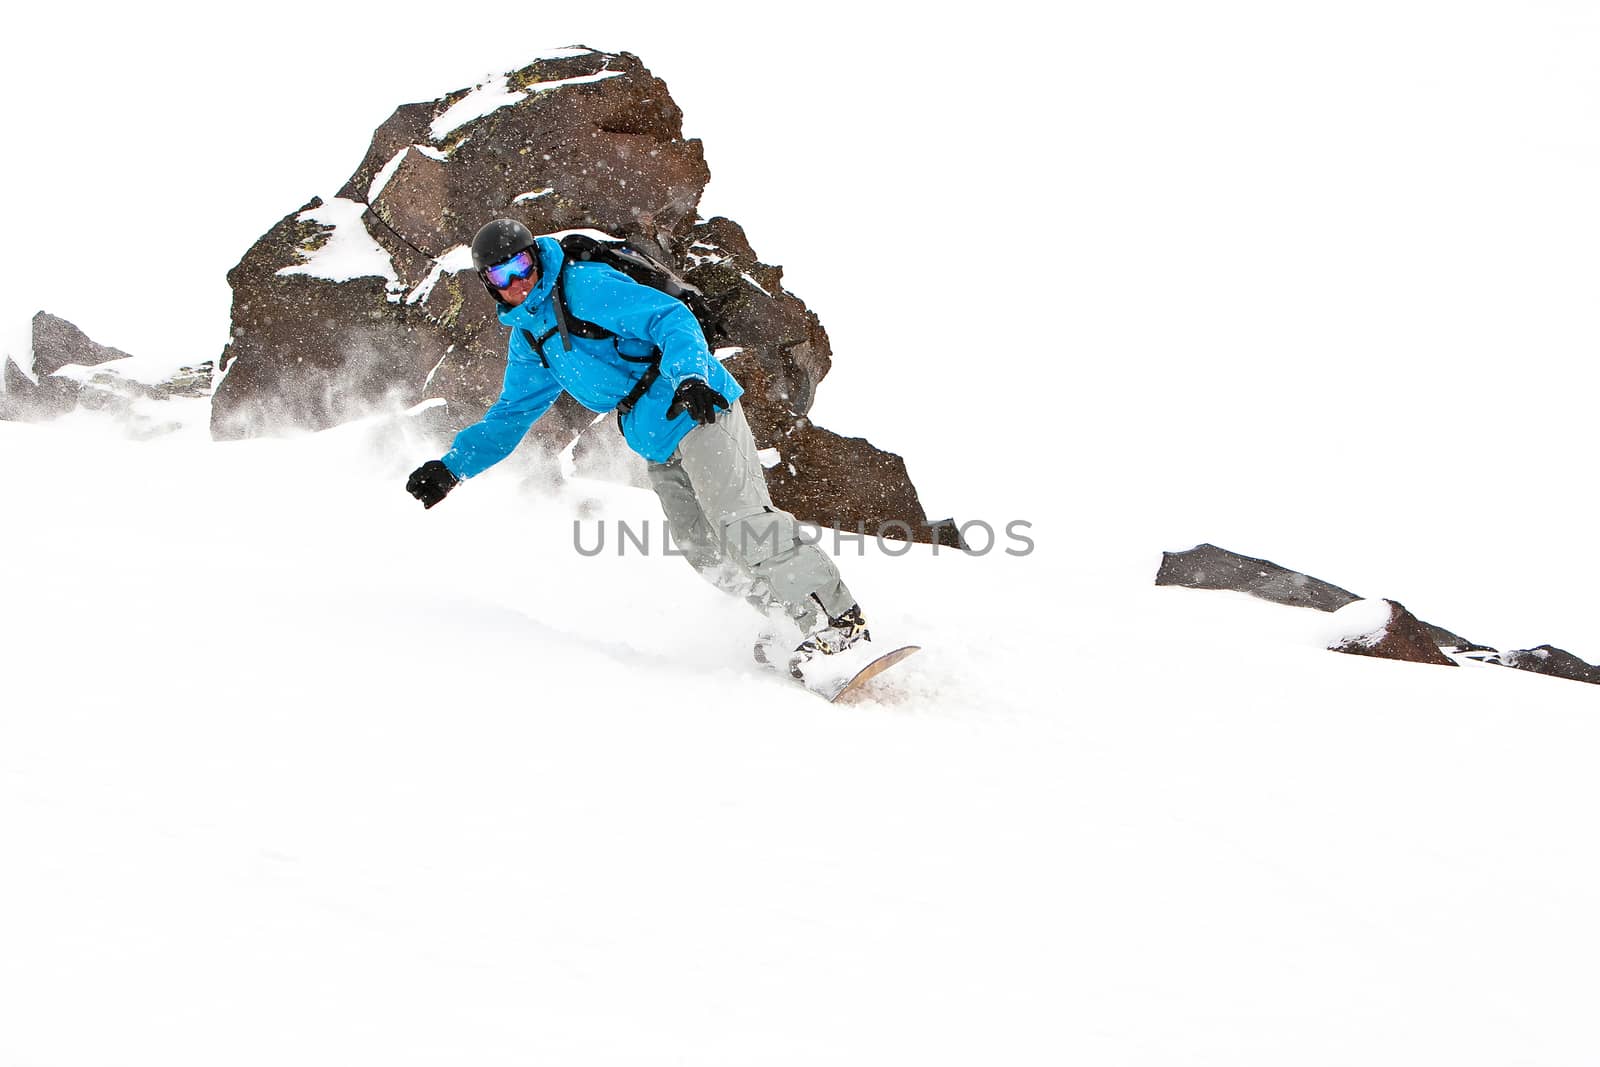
[789,644,921,703]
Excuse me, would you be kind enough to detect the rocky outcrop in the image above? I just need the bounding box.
[1493,646,1600,685]
[30,312,135,377]
[2,311,135,421]
[1157,543,1597,686]
[758,420,963,546]
[2,356,77,421]
[1327,600,1458,667]
[1,312,211,429]
[210,47,952,543]
[1156,543,1361,612]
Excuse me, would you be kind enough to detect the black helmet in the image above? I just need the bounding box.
[471,218,536,271]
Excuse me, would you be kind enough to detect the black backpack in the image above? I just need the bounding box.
[519,234,726,415]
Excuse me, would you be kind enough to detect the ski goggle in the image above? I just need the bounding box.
[483,249,536,290]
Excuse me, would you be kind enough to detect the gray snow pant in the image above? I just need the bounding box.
[646,400,857,629]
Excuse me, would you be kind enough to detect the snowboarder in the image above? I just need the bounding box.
[405,219,869,669]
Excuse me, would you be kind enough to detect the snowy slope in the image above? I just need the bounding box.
[4,406,1599,1066]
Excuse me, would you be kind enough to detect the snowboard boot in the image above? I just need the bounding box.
[789,604,871,679]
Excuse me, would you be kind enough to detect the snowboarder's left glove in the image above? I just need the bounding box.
[667,379,729,426]
[406,460,458,509]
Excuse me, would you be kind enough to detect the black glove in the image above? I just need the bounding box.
[666,378,730,426]
[406,460,458,509]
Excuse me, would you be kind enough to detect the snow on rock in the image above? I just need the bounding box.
[523,69,627,96]
[429,72,529,141]
[406,245,476,307]
[543,226,627,244]
[1494,644,1600,685]
[687,240,728,267]
[275,198,401,293]
[1322,598,1398,648]
[366,147,410,203]
[429,68,627,142]
[1325,598,1457,667]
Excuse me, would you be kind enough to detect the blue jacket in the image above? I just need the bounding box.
[441,236,744,477]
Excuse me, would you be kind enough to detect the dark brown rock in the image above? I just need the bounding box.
[1493,645,1600,686]
[336,102,436,206]
[758,420,962,547]
[210,47,952,543]
[370,148,454,260]
[1157,543,1487,651]
[688,217,831,426]
[1329,600,1458,667]
[211,196,446,438]
[1156,544,1362,612]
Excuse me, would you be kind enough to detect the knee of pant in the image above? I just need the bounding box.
[646,462,688,500]
[719,506,799,568]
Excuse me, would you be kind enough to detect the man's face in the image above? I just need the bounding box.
[484,249,539,307]
[497,273,537,307]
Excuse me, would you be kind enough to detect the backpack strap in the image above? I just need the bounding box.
[518,326,558,368]
[615,362,661,416]
[545,259,665,416]
[554,262,615,342]
[517,262,617,367]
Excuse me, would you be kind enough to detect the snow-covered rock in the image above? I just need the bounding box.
[0,312,211,431]
[211,48,950,544]
[1494,644,1600,685]
[30,311,135,378]
[1324,597,1457,667]
[1158,545,1600,685]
